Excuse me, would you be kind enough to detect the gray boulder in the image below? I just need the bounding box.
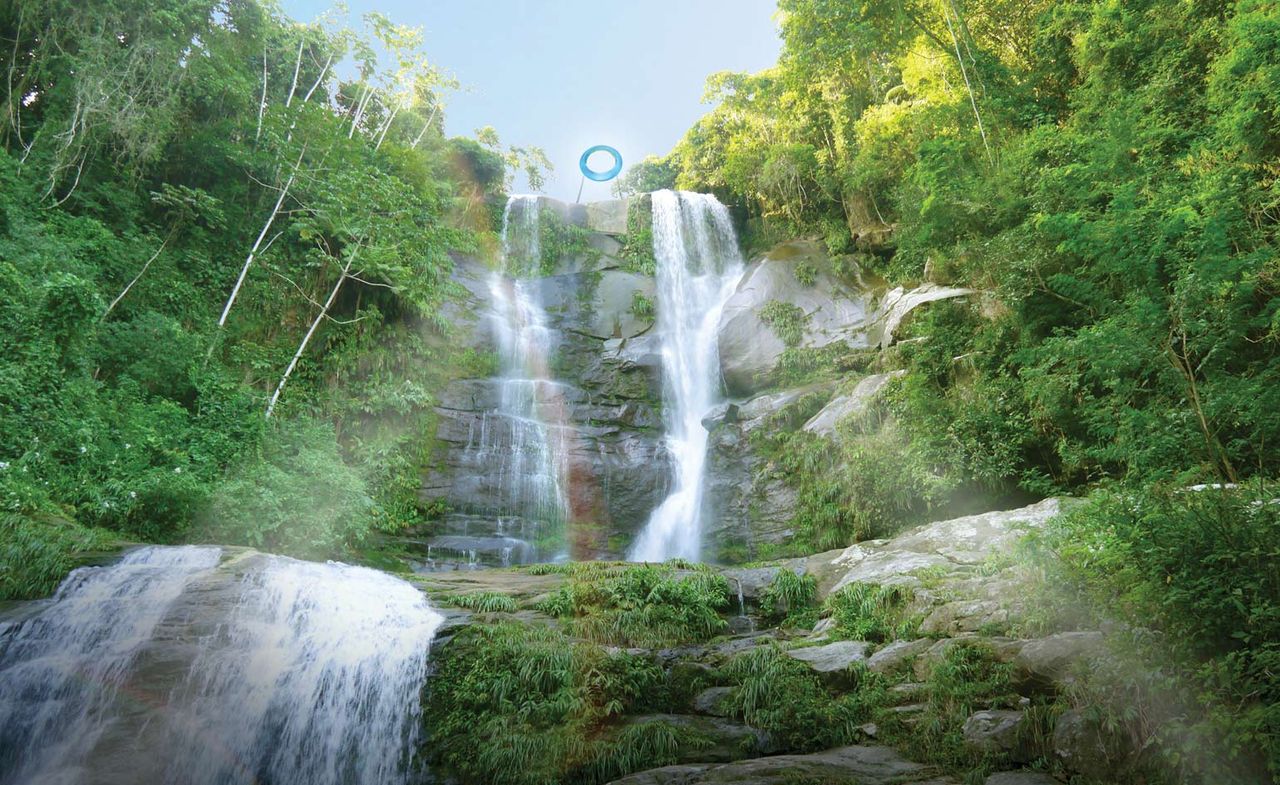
[1053,709,1124,782]
[829,499,1063,593]
[868,283,975,349]
[604,744,954,785]
[691,687,734,717]
[585,198,629,235]
[802,371,904,437]
[867,638,933,676]
[984,772,1060,785]
[785,640,871,688]
[717,242,873,395]
[963,710,1031,762]
[1015,632,1103,689]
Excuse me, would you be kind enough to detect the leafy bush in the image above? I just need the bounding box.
[630,291,655,319]
[448,591,518,614]
[758,300,808,348]
[758,569,817,624]
[793,261,818,286]
[1034,484,1280,780]
[824,581,922,643]
[722,645,885,751]
[426,622,693,785]
[536,564,731,647]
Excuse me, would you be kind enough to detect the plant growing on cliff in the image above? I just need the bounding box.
[619,197,656,276]
[535,564,731,647]
[823,581,922,643]
[722,645,886,751]
[426,622,701,785]
[759,569,817,624]
[793,261,818,286]
[758,300,808,348]
[630,292,655,320]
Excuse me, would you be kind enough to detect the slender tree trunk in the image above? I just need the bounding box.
[102,225,177,319]
[285,39,303,109]
[409,105,439,149]
[301,54,332,105]
[374,104,399,150]
[217,145,306,329]
[265,247,358,418]
[255,46,268,142]
[349,85,374,139]
[941,0,991,164]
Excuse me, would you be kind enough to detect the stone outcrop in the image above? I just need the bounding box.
[828,499,1064,593]
[802,371,904,437]
[717,241,875,396]
[605,745,955,785]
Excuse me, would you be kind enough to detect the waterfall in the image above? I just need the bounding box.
[0,546,443,785]
[470,195,571,549]
[630,190,745,562]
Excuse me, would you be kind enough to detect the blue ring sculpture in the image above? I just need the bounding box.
[579,145,623,182]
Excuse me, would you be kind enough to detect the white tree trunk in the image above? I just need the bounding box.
[264,248,358,418]
[285,39,304,109]
[255,46,268,142]
[409,105,439,150]
[301,54,333,105]
[374,104,400,150]
[942,1,991,163]
[217,145,305,328]
[102,225,176,319]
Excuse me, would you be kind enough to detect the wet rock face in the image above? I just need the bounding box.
[716,242,874,396]
[419,199,672,560]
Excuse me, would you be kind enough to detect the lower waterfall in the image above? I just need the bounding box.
[0,546,444,785]
[629,190,745,562]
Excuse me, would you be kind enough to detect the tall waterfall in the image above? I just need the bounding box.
[630,190,745,562]
[0,546,444,785]
[469,195,570,547]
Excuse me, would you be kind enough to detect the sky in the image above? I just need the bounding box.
[278,0,782,201]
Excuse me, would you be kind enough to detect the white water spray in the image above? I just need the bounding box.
[469,195,571,539]
[630,190,745,562]
[0,547,443,785]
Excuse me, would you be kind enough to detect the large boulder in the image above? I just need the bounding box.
[1053,710,1127,782]
[802,371,905,437]
[717,242,874,395]
[868,283,975,349]
[604,745,954,785]
[963,710,1032,762]
[585,198,630,235]
[1015,632,1103,690]
[866,638,933,676]
[828,499,1063,593]
[785,641,871,688]
[984,772,1060,785]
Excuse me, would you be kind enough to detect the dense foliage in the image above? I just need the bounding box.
[0,0,539,597]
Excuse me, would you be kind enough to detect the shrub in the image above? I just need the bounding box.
[758,300,808,348]
[536,564,731,647]
[449,591,518,613]
[759,569,817,624]
[794,261,818,286]
[823,581,922,642]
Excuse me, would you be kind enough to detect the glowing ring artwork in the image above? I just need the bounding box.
[579,145,623,182]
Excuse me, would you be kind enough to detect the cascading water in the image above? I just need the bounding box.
[0,546,444,785]
[466,195,571,551]
[630,190,745,562]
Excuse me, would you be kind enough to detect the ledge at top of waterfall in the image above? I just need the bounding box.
[629,190,746,563]
[0,545,445,785]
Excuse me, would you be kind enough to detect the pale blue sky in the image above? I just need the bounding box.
[278,1,782,200]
